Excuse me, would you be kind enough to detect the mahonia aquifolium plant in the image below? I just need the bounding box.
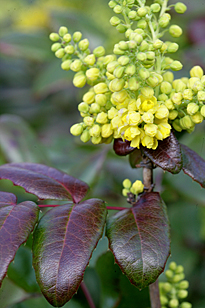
[160,262,192,308]
[50,0,205,150]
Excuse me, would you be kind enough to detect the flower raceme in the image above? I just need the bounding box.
[50,0,205,150]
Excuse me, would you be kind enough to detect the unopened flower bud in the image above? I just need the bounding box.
[78,39,89,51]
[139,40,149,52]
[177,290,188,298]
[169,110,178,120]
[180,303,192,308]
[165,269,174,279]
[179,280,189,289]
[167,43,179,53]
[173,119,182,132]
[65,45,75,54]
[55,48,65,58]
[170,60,183,71]
[153,39,163,49]
[80,130,91,142]
[183,89,193,100]
[191,112,203,124]
[155,105,169,119]
[73,73,86,88]
[197,90,205,101]
[139,68,150,80]
[91,136,102,144]
[146,75,159,87]
[108,0,117,8]
[95,94,107,106]
[61,60,72,71]
[70,59,82,72]
[96,112,108,124]
[94,83,108,94]
[169,299,179,308]
[83,116,94,126]
[180,115,194,129]
[128,77,140,91]
[141,87,154,98]
[159,15,170,28]
[109,78,125,92]
[137,7,148,17]
[51,42,61,52]
[169,25,183,37]
[73,31,82,42]
[125,64,136,76]
[63,33,72,43]
[70,123,83,136]
[49,32,60,41]
[150,3,161,12]
[200,105,205,117]
[90,124,101,137]
[137,20,147,30]
[187,103,199,115]
[163,71,174,83]
[128,10,137,19]
[84,54,95,66]
[130,180,144,195]
[137,52,147,62]
[93,46,105,57]
[78,102,89,113]
[116,24,127,33]
[113,4,122,14]
[86,68,100,81]
[175,2,187,14]
[160,81,172,94]
[190,65,204,78]
[101,123,113,138]
[160,295,168,305]
[59,26,68,37]
[110,16,121,26]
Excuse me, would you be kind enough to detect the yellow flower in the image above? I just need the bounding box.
[144,124,158,137]
[130,180,144,195]
[140,95,157,112]
[96,112,108,124]
[130,135,141,148]
[111,116,123,129]
[142,112,154,123]
[156,123,171,140]
[155,105,169,119]
[126,111,141,125]
[124,126,141,140]
[112,90,128,105]
[142,135,158,149]
[101,124,113,138]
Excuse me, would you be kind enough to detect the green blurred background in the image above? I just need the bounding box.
[0,0,205,307]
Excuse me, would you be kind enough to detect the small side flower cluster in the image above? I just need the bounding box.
[122,178,144,196]
[160,262,192,308]
[49,0,205,150]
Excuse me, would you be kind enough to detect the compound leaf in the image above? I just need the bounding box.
[181,144,205,188]
[0,192,39,286]
[142,132,182,174]
[33,198,107,307]
[106,192,170,290]
[0,163,89,203]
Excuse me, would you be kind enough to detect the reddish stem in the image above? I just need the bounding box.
[80,281,96,308]
[38,204,60,208]
[106,206,128,210]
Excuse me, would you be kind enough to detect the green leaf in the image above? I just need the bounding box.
[0,115,49,164]
[142,132,182,174]
[0,191,39,286]
[181,143,205,188]
[106,192,170,289]
[33,199,107,307]
[0,163,89,203]
[129,148,143,168]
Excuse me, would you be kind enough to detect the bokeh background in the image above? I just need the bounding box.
[0,0,205,307]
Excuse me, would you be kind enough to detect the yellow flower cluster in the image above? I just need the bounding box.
[50,0,205,150]
[122,178,144,197]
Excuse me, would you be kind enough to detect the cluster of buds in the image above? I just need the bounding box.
[159,262,192,308]
[122,178,144,196]
[50,0,205,150]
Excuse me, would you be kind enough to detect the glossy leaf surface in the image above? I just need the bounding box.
[113,139,135,156]
[0,163,89,203]
[181,144,205,188]
[0,192,39,286]
[142,132,182,174]
[33,199,107,307]
[106,192,170,289]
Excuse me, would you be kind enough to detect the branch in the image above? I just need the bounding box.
[142,156,161,308]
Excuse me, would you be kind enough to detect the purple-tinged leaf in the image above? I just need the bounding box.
[0,194,39,286]
[113,139,135,156]
[181,144,205,188]
[142,132,182,174]
[0,163,89,203]
[0,191,17,206]
[33,198,107,307]
[106,192,170,290]
[129,148,143,168]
